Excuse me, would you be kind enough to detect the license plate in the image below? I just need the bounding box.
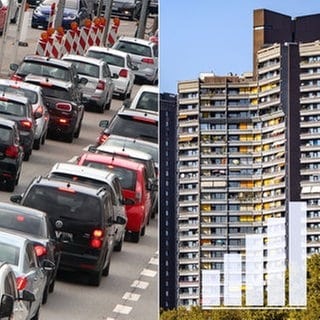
[56,231,73,242]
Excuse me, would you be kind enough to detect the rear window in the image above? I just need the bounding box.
[0,210,45,238]
[23,185,101,223]
[108,114,158,143]
[67,61,99,78]
[0,86,38,104]
[83,161,137,191]
[0,126,12,143]
[0,243,19,266]
[0,100,26,116]
[87,51,125,68]
[114,41,152,57]
[135,91,158,112]
[41,86,72,100]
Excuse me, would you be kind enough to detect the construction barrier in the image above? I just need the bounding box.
[34,17,120,58]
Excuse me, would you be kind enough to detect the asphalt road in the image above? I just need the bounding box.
[0,11,159,320]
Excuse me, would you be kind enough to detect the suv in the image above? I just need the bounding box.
[47,162,129,251]
[24,74,85,143]
[14,176,126,286]
[96,106,158,146]
[0,91,40,161]
[113,36,158,84]
[0,78,50,150]
[0,117,24,191]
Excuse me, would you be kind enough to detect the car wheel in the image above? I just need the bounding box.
[42,283,49,305]
[65,131,74,143]
[131,231,140,243]
[41,129,47,145]
[49,278,55,293]
[74,120,82,138]
[114,238,123,252]
[23,149,31,161]
[102,258,110,276]
[15,172,20,186]
[33,137,41,150]
[90,268,102,286]
[141,225,146,236]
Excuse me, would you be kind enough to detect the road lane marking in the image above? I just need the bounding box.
[149,257,158,265]
[141,268,157,277]
[113,304,132,314]
[122,292,141,301]
[131,280,149,289]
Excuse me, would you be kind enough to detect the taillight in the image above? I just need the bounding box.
[119,69,128,78]
[56,103,72,112]
[90,229,104,249]
[11,74,23,81]
[97,133,108,145]
[5,145,19,158]
[96,80,106,90]
[34,245,47,257]
[16,276,28,290]
[141,58,154,64]
[20,120,33,130]
[58,118,71,125]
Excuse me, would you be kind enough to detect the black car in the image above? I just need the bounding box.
[0,201,61,304]
[24,75,85,143]
[111,0,142,20]
[12,176,126,286]
[0,117,24,191]
[31,0,92,30]
[27,0,43,8]
[0,92,40,161]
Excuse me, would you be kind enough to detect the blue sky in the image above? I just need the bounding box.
[160,1,320,93]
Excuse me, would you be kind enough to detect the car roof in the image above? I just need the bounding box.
[0,228,31,247]
[0,201,47,219]
[24,74,73,89]
[62,54,106,67]
[135,85,159,94]
[116,36,156,47]
[86,46,129,58]
[0,78,42,93]
[105,134,158,148]
[117,106,159,121]
[0,116,17,128]
[0,91,30,105]
[80,152,146,171]
[22,55,74,69]
[49,162,119,183]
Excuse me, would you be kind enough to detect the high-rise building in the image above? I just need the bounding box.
[168,9,320,308]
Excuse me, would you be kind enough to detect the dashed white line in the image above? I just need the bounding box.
[141,268,157,277]
[122,292,141,301]
[131,280,149,289]
[113,304,132,315]
[149,257,158,265]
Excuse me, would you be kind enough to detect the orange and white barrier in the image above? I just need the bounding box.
[107,17,120,47]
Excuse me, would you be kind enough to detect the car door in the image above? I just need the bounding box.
[103,63,115,103]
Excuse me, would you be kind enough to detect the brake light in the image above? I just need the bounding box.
[16,276,28,290]
[119,69,128,78]
[10,74,23,81]
[58,186,76,193]
[56,103,72,112]
[97,80,106,90]
[90,228,104,249]
[132,116,157,124]
[58,118,70,125]
[5,145,19,158]
[16,215,25,222]
[141,58,154,64]
[34,245,47,257]
[20,120,33,130]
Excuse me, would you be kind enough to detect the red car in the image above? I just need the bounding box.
[77,152,153,243]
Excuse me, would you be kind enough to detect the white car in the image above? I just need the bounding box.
[62,54,115,113]
[86,46,137,100]
[127,84,159,113]
[0,78,49,150]
[0,261,33,320]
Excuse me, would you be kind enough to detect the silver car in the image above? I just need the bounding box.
[113,36,158,85]
[86,46,137,100]
[0,228,54,320]
[62,54,116,113]
[0,78,49,150]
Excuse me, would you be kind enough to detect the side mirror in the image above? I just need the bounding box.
[10,194,22,204]
[123,197,135,205]
[112,73,119,79]
[99,119,109,129]
[123,98,131,108]
[33,111,42,120]
[131,64,139,71]
[79,77,88,85]
[20,290,35,302]
[41,259,55,272]
[9,63,19,72]
[115,216,127,225]
[88,145,97,152]
[0,294,14,318]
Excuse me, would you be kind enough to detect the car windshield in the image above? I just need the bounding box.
[87,51,125,68]
[0,86,38,104]
[0,210,45,238]
[108,114,158,143]
[0,101,26,116]
[0,243,19,266]
[114,41,152,57]
[83,161,137,191]
[41,86,72,100]
[18,62,70,81]
[23,185,101,223]
[69,61,99,78]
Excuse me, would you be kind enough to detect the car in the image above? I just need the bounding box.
[47,162,129,251]
[0,117,24,192]
[9,55,86,99]
[112,36,158,84]
[111,0,142,20]
[126,84,159,112]
[85,46,137,100]
[77,152,153,243]
[0,201,61,304]
[31,0,92,30]
[14,176,126,286]
[96,106,158,146]
[0,261,35,320]
[24,74,85,143]
[0,92,40,161]
[91,144,158,218]
[0,78,50,150]
[0,228,54,320]
[148,0,158,15]
[62,54,115,113]
[27,0,43,8]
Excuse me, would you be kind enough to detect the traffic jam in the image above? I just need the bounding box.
[0,0,158,319]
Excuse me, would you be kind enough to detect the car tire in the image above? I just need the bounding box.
[141,225,146,236]
[131,231,140,243]
[102,258,110,276]
[114,239,123,252]
[49,278,55,293]
[42,283,49,305]
[65,131,74,143]
[74,120,82,138]
[33,137,41,150]
[23,149,31,161]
